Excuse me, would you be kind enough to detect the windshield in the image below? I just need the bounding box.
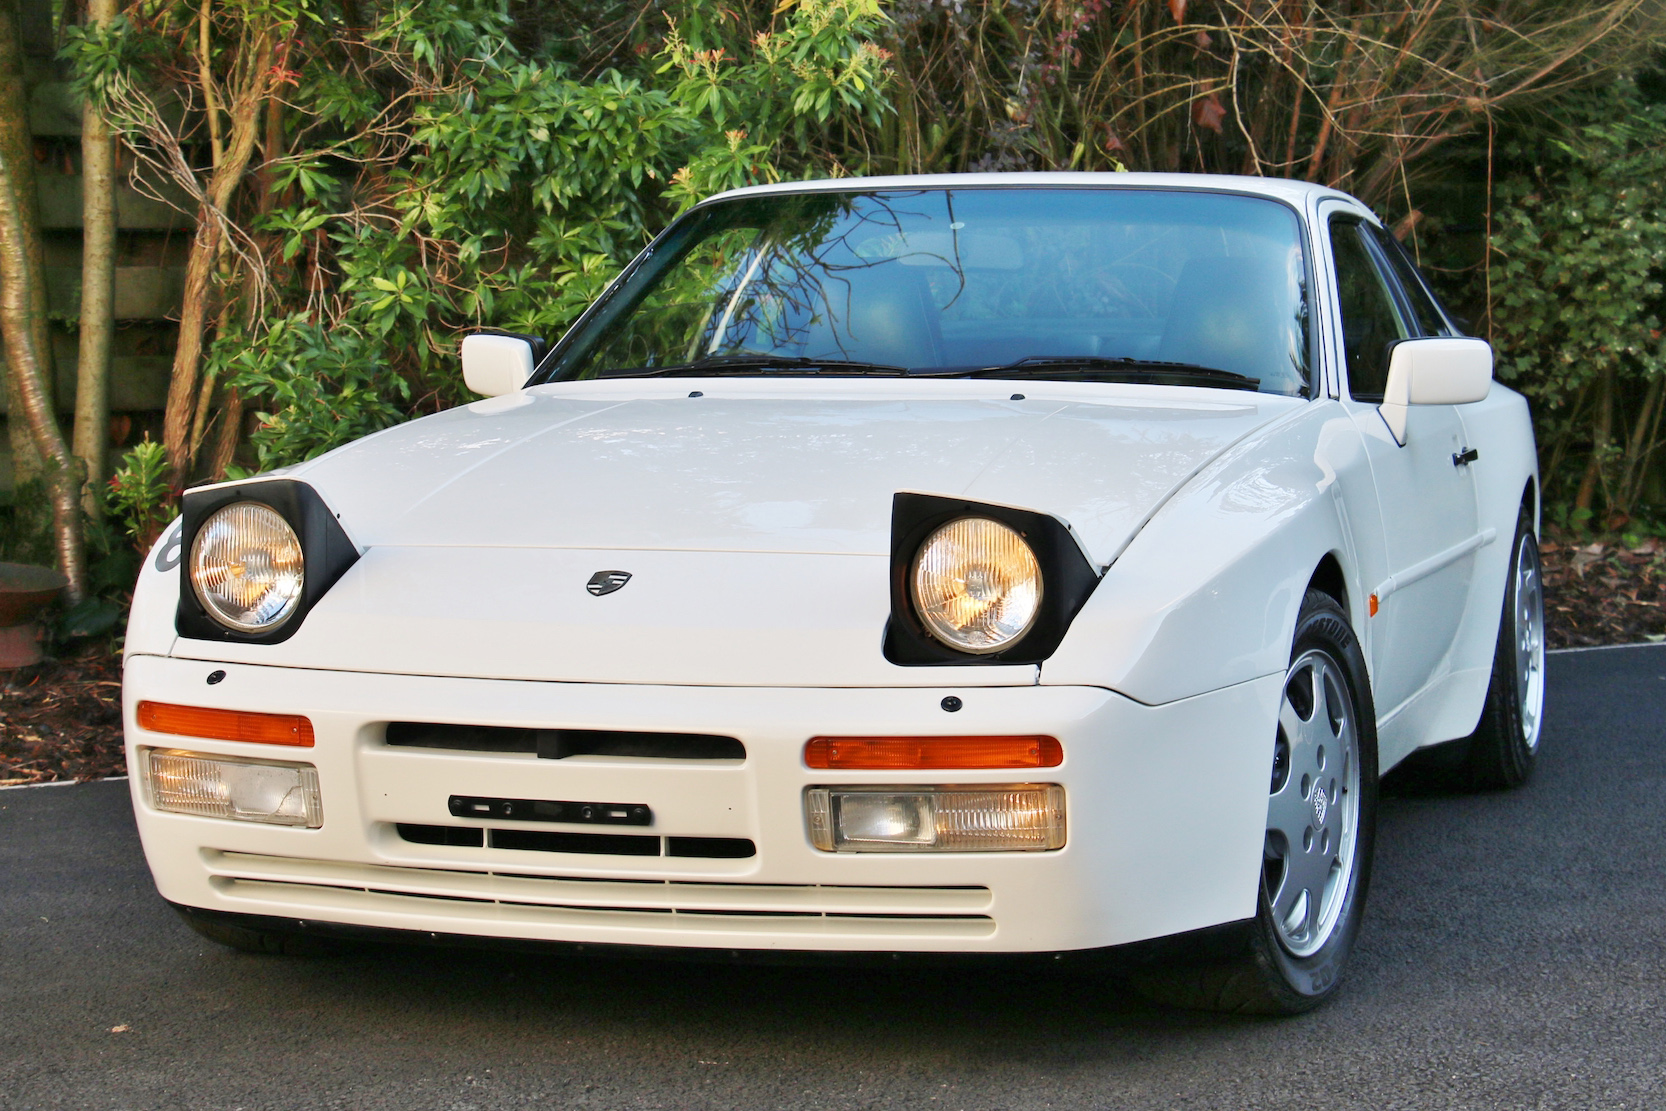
[546,188,1311,395]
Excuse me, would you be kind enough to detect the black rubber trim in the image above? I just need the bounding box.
[883,492,1102,666]
[384,723,745,761]
[174,478,359,644]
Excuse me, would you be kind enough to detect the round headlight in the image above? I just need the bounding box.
[911,517,1042,653]
[190,503,305,632]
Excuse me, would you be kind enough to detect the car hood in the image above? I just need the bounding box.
[291,378,1298,565]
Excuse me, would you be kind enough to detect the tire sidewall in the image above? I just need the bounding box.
[1494,518,1540,782]
[1253,591,1380,1007]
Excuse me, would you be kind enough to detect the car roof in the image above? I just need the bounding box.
[703,171,1362,211]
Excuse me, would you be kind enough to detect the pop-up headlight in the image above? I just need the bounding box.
[885,492,1100,666]
[175,479,359,644]
[911,517,1041,653]
[190,503,304,632]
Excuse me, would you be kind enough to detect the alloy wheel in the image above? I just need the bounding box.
[1265,648,1362,959]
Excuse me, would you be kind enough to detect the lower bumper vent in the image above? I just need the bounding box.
[396,823,756,859]
[201,850,997,942]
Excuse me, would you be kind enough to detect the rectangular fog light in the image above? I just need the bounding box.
[140,748,323,828]
[805,784,1065,852]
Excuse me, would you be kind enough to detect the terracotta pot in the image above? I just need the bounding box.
[0,562,68,668]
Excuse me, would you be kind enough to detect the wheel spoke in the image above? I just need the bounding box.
[1267,779,1311,844]
[1283,832,1335,928]
[1275,881,1309,938]
[1319,670,1347,741]
[1289,709,1326,753]
[1278,698,1308,751]
[1284,724,1323,768]
[1286,663,1317,722]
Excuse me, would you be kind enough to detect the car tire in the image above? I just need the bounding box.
[175,907,338,956]
[1131,588,1379,1015]
[1460,510,1546,791]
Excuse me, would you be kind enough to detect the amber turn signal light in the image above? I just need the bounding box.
[137,701,315,748]
[804,735,1062,770]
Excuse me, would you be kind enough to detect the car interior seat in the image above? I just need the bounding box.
[1157,256,1305,393]
[799,261,944,369]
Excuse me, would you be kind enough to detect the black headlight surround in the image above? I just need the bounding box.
[884,492,1101,666]
[175,479,359,644]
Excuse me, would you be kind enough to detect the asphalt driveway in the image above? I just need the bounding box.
[2,645,1663,1110]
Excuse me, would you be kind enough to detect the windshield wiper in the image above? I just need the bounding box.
[956,356,1260,391]
[595,353,1262,389]
[599,354,911,378]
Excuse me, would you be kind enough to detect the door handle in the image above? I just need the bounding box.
[1452,446,1479,467]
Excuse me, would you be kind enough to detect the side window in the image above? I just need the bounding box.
[1329,218,1408,401]
[1367,225,1451,337]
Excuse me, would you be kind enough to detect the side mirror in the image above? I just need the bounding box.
[461,334,537,397]
[1379,336,1492,445]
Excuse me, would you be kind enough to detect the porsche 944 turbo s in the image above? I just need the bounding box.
[124,173,1543,1013]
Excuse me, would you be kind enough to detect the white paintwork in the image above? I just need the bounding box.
[126,652,1277,951]
[1356,399,1482,714]
[124,172,1540,957]
[166,381,1298,687]
[172,545,1036,687]
[288,378,1293,559]
[460,334,535,397]
[705,170,1354,210]
[1379,337,1494,444]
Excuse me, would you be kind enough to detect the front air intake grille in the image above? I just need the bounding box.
[396,823,483,848]
[667,837,757,859]
[492,828,663,856]
[385,723,745,762]
[395,823,756,860]
[385,723,536,753]
[202,850,997,941]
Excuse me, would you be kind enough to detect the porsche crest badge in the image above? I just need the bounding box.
[586,570,632,596]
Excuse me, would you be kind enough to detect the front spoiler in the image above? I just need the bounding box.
[170,901,1260,972]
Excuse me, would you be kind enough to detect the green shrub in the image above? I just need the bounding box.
[1489,79,1666,527]
[214,0,893,473]
[105,438,175,553]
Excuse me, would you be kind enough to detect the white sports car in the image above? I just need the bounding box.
[124,173,1543,1013]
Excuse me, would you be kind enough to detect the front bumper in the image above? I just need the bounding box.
[124,653,1280,954]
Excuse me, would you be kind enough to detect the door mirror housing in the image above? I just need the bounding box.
[461,334,538,397]
[1379,337,1492,445]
